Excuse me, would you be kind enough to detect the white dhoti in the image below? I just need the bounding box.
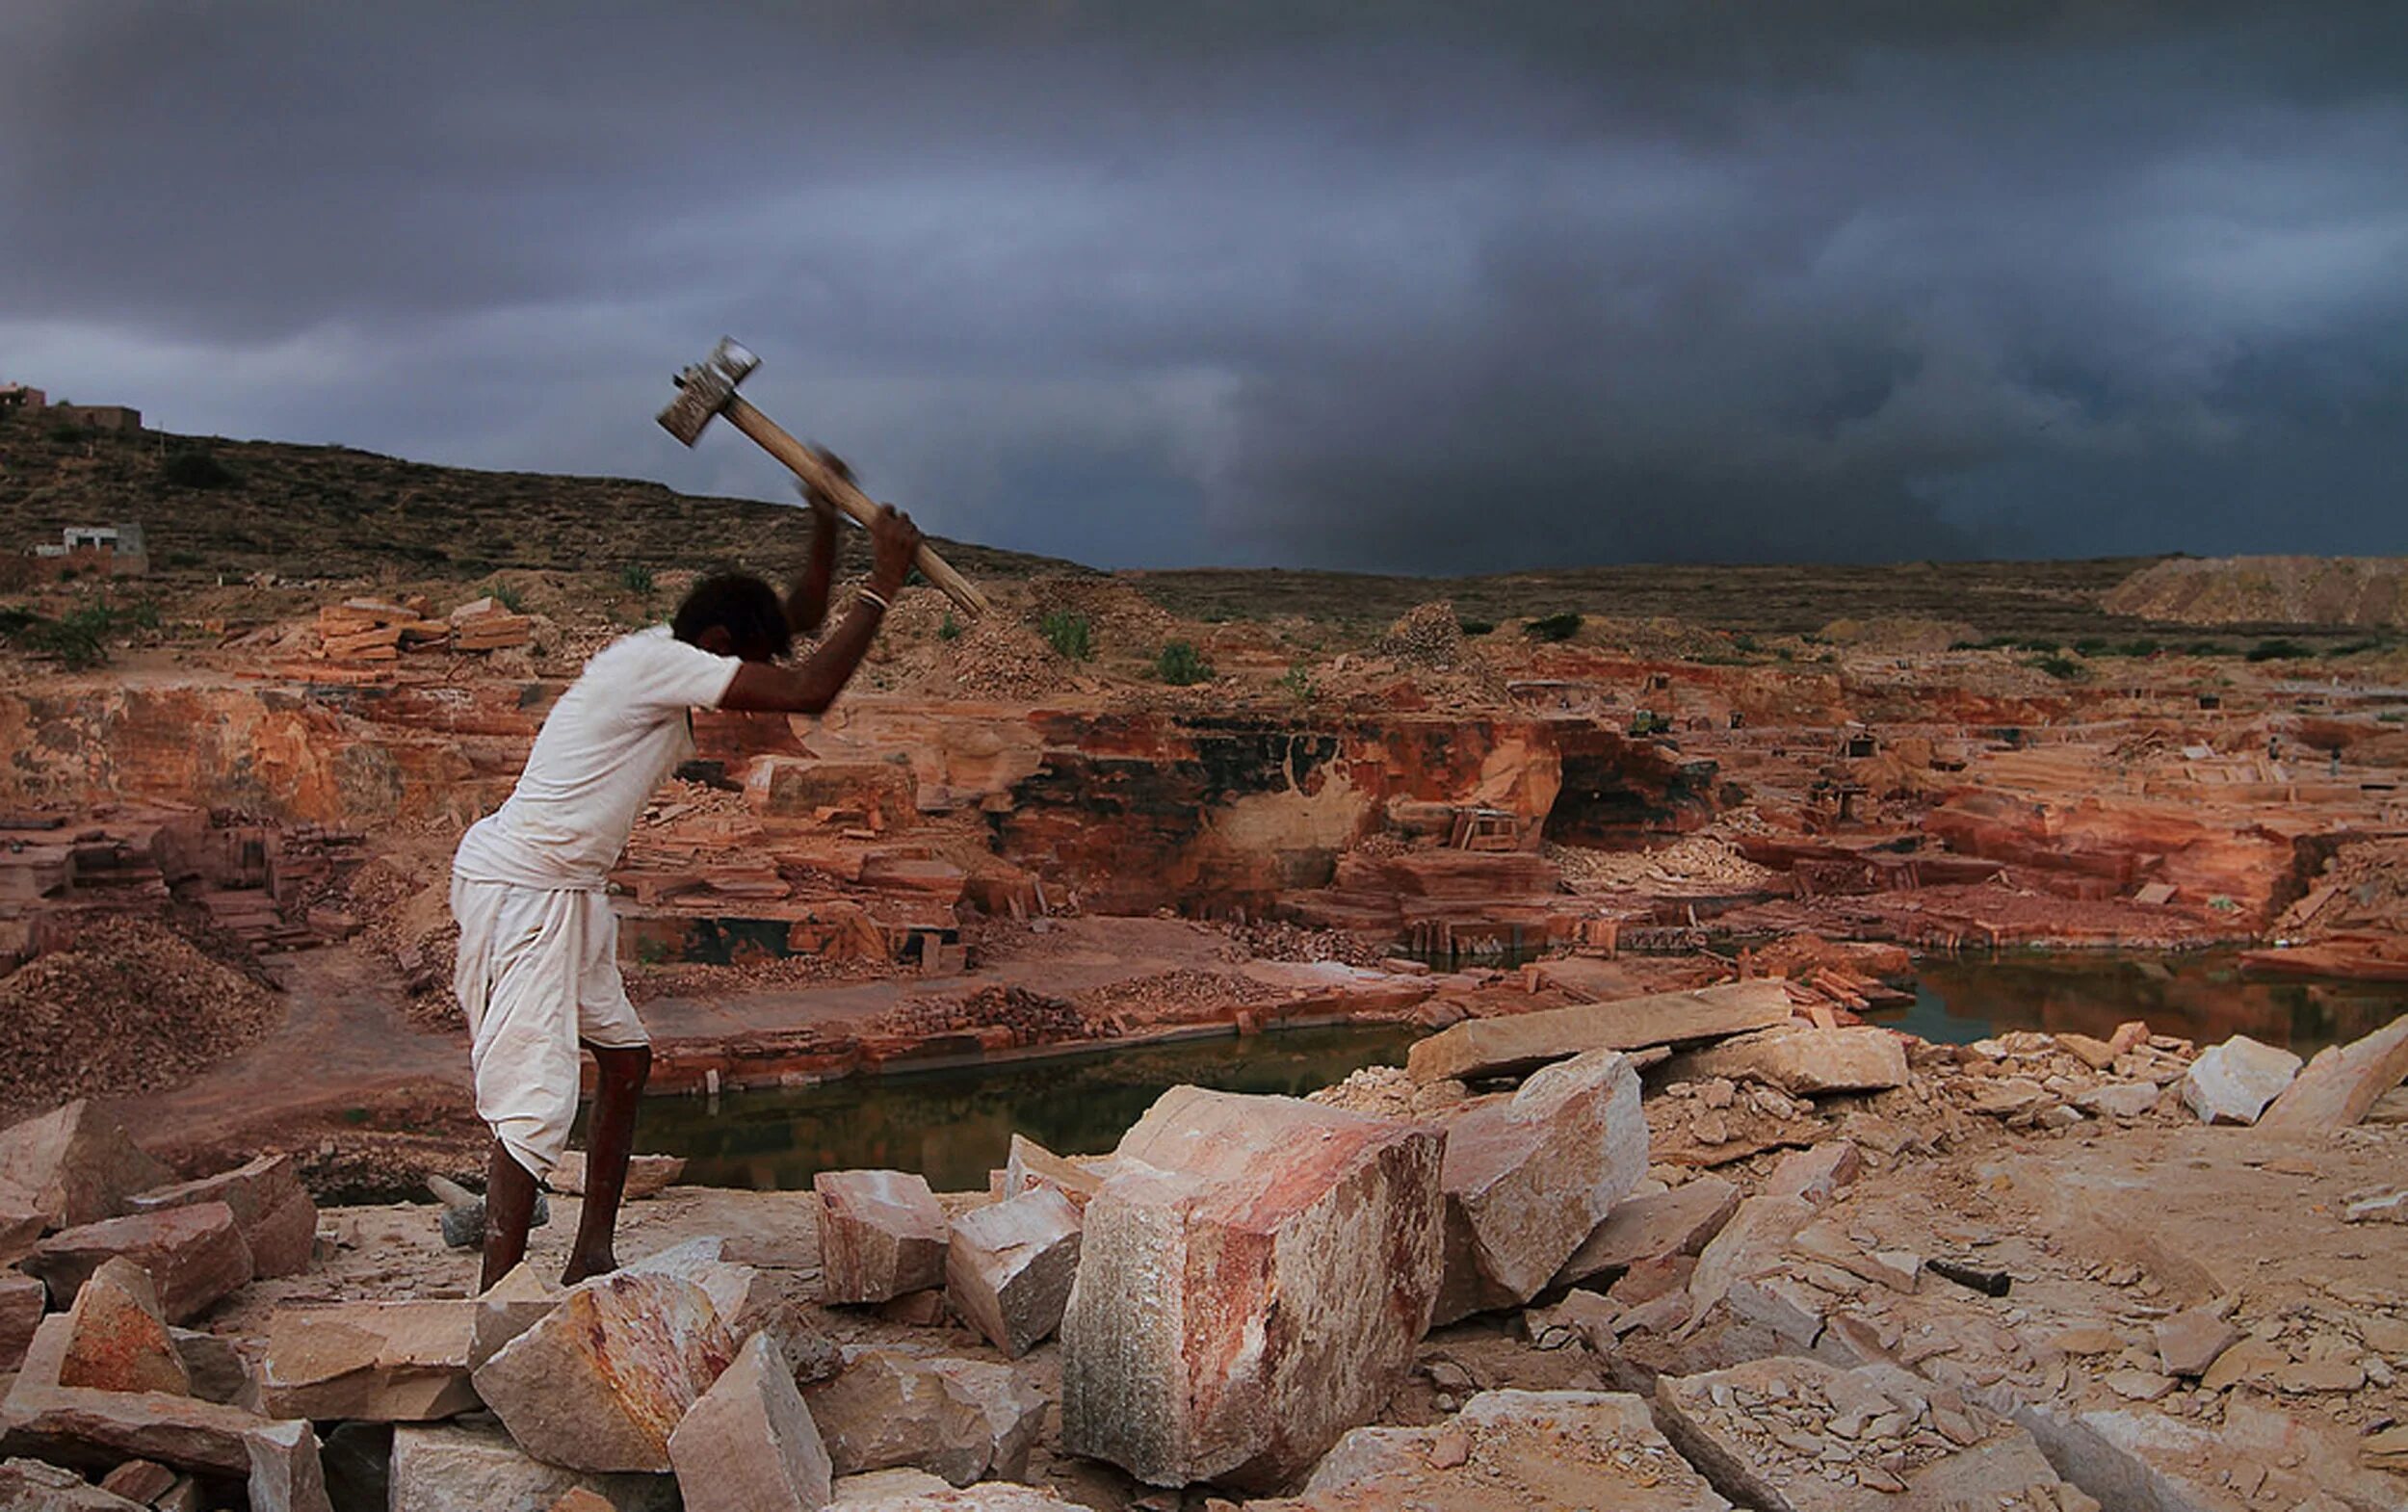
[450,874,649,1182]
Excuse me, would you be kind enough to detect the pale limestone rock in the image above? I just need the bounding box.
[58,1258,190,1395]
[815,1172,949,1305]
[2180,1036,2302,1125]
[388,1420,679,1512]
[470,1271,738,1473]
[802,1350,1043,1487]
[1060,1086,1446,1491]
[1431,1050,1646,1325]
[255,1299,478,1421]
[1553,1175,1740,1288]
[944,1186,1081,1357]
[667,1333,833,1512]
[0,1102,173,1231]
[23,1203,254,1324]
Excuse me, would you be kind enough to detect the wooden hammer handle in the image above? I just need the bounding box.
[721,395,991,618]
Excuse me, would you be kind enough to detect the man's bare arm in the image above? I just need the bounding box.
[783,453,849,637]
[723,504,924,716]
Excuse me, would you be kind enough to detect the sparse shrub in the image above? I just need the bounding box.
[1156,639,1213,685]
[1525,612,1583,642]
[2074,638,2110,657]
[937,613,962,641]
[2245,639,2310,663]
[2185,640,2226,656]
[1280,661,1313,703]
[2032,654,2084,680]
[617,563,655,594]
[2117,639,2162,657]
[2324,639,2383,658]
[489,583,527,613]
[1456,617,1495,637]
[164,551,202,569]
[9,605,119,669]
[162,449,238,489]
[1040,610,1092,661]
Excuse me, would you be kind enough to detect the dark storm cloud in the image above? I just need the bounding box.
[3,3,2404,569]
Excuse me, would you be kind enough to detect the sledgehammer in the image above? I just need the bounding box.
[657,337,990,617]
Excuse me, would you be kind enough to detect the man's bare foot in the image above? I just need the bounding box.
[561,1250,619,1287]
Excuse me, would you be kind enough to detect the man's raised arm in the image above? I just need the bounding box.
[723,503,924,716]
[782,448,851,637]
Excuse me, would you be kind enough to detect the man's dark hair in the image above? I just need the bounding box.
[672,572,792,660]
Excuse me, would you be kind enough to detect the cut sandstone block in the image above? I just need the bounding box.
[25,1203,254,1324]
[470,1270,738,1473]
[0,1457,150,1511]
[4,1269,50,1371]
[2182,1036,2303,1125]
[388,1420,679,1512]
[1407,981,1794,1083]
[243,1419,334,1512]
[1060,1086,1446,1491]
[2260,1012,2408,1133]
[59,1258,190,1395]
[4,1316,305,1479]
[470,1262,562,1369]
[128,1154,317,1278]
[255,1299,479,1421]
[1666,1026,1908,1096]
[944,1186,1082,1357]
[0,1103,173,1231]
[1431,1049,1646,1324]
[815,1171,949,1305]
[668,1333,834,1512]
[1553,1176,1741,1289]
[802,1350,1044,1488]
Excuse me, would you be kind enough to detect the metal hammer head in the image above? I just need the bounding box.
[657,337,761,447]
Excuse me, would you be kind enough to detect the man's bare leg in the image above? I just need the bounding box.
[479,1142,541,1293]
[563,1042,651,1285]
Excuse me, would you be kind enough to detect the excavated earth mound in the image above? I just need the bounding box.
[0,915,279,1119]
[2104,555,2408,627]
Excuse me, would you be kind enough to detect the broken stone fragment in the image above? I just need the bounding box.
[668,1333,834,1512]
[1431,1049,1645,1324]
[128,1154,318,1279]
[168,1326,249,1405]
[2153,1308,2245,1378]
[944,1185,1082,1357]
[96,1460,176,1503]
[0,1457,149,1511]
[1058,1086,1446,1491]
[25,1202,254,1324]
[552,1151,686,1201]
[2343,1189,2408,1224]
[0,1102,174,1232]
[387,1419,679,1512]
[802,1349,1044,1487]
[470,1270,738,1473]
[4,1269,49,1371]
[1762,1142,1861,1208]
[255,1299,479,1421]
[830,1484,1084,1509]
[243,1419,334,1512]
[1406,980,1794,1082]
[4,1315,307,1479]
[815,1171,949,1305]
[469,1261,562,1369]
[1553,1173,1740,1289]
[2261,1013,2408,1133]
[1256,1390,1733,1511]
[1667,1026,1909,1096]
[2074,1082,2160,1119]
[1655,1358,2078,1512]
[58,1258,190,1395]
[622,1238,782,1338]
[998,1134,1112,1210]
[2180,1035,2302,1125]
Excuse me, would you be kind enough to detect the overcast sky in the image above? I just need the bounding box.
[3,3,2403,571]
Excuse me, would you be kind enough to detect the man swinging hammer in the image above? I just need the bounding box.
[450,474,922,1290]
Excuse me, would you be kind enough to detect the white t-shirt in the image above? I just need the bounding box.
[453,626,743,890]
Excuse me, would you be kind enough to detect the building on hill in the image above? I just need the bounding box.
[0,383,45,412]
[47,403,143,432]
[30,523,148,578]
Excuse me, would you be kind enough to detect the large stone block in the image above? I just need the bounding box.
[255,1299,479,1421]
[24,1203,254,1324]
[1407,981,1794,1083]
[129,1155,317,1278]
[470,1270,737,1473]
[0,1102,173,1231]
[1059,1086,1446,1491]
[3,1316,301,1478]
[58,1258,190,1395]
[1666,1027,1908,1096]
[0,1457,149,1511]
[802,1350,1042,1488]
[388,1421,678,1512]
[243,1419,333,1512]
[2182,1036,2302,1125]
[469,1263,562,1370]
[1257,1390,1731,1511]
[667,1333,833,1512]
[815,1172,949,1305]
[2260,1012,2408,1133]
[1432,1050,1645,1325]
[1553,1176,1740,1289]
[944,1186,1081,1358]
[3,1269,48,1371]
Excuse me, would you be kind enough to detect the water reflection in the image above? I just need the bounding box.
[632,955,2407,1192]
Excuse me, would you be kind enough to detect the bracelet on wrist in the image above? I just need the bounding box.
[858,588,892,613]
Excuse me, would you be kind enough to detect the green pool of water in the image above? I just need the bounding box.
[629,952,2407,1192]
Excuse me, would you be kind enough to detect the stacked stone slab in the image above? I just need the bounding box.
[255,1299,479,1421]
[667,1333,833,1512]
[1430,1049,1646,1324]
[815,1171,949,1304]
[1060,1085,1446,1491]
[127,1153,318,1278]
[388,1420,678,1512]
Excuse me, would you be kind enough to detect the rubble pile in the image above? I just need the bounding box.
[0,918,278,1119]
[1372,601,1466,668]
[881,985,1093,1048]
